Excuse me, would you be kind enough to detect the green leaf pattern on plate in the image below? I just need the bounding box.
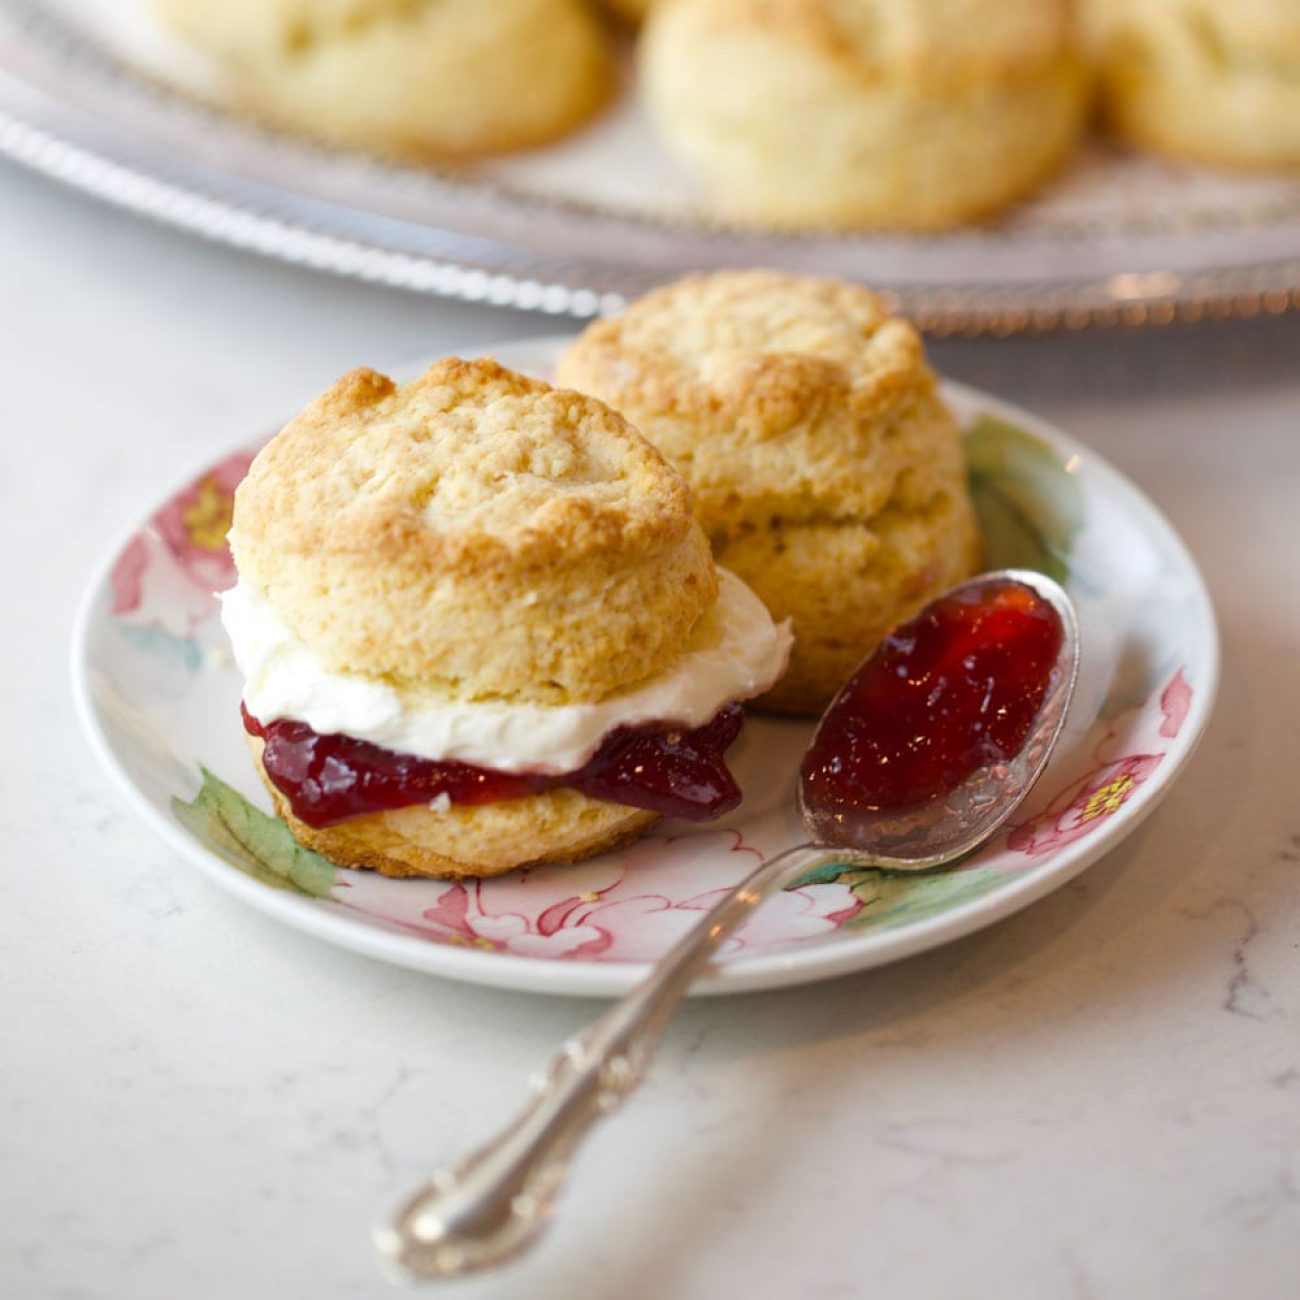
[965,416,1084,582]
[840,865,1007,929]
[172,768,337,897]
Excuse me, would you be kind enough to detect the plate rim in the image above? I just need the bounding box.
[71,344,1221,998]
[5,0,1300,335]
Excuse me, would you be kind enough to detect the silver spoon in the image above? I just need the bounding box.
[375,567,1079,1282]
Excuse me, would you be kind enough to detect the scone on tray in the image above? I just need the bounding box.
[556,271,982,716]
[154,0,613,158]
[639,0,1088,229]
[222,358,791,880]
[1082,0,1300,168]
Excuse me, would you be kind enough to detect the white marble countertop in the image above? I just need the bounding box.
[4,160,1300,1300]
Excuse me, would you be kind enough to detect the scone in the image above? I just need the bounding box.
[556,271,982,715]
[154,0,613,158]
[639,0,1088,229]
[222,358,791,879]
[1082,0,1300,168]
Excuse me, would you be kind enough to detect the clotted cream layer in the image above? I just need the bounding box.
[220,569,791,775]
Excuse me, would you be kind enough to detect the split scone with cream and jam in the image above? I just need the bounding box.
[221,358,791,880]
[556,270,983,717]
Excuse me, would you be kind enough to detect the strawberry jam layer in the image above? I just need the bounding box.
[800,578,1064,815]
[243,701,745,829]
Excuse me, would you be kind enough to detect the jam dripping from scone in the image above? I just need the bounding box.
[243,702,745,828]
[801,579,1064,814]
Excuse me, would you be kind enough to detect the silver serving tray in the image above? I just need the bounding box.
[4,0,1300,334]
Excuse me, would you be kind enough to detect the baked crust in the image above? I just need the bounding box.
[557,271,982,714]
[229,357,717,704]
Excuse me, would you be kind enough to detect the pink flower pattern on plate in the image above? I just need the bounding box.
[110,447,257,635]
[1006,668,1192,858]
[336,829,858,963]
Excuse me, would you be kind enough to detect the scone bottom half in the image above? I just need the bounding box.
[224,357,793,880]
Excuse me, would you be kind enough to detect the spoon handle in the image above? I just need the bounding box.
[376,843,830,1280]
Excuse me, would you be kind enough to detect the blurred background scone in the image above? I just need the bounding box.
[557,271,982,715]
[223,358,790,879]
[639,0,1088,229]
[1083,0,1300,168]
[154,0,613,157]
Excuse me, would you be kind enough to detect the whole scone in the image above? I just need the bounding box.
[639,0,1088,229]
[556,271,982,715]
[1082,0,1300,168]
[224,357,790,878]
[154,0,613,158]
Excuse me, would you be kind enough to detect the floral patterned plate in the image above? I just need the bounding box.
[73,338,1218,997]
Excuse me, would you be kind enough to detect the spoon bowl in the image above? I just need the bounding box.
[377,568,1079,1281]
[799,568,1079,870]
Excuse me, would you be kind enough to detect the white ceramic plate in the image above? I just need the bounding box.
[3,0,1299,333]
[73,337,1218,997]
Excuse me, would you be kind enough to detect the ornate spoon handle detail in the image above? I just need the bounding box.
[375,844,829,1280]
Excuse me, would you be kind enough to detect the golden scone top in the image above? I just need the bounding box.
[556,271,940,535]
[230,358,717,705]
[669,0,1074,82]
[591,269,919,379]
[241,359,695,565]
[827,0,1074,74]
[1085,0,1300,65]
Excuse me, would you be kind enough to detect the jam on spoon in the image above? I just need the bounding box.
[378,569,1079,1284]
[243,701,745,828]
[801,577,1065,816]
